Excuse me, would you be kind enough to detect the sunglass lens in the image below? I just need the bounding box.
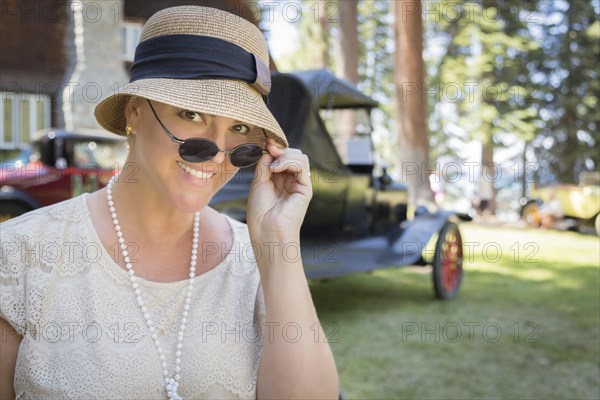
[179,139,218,162]
[230,144,264,167]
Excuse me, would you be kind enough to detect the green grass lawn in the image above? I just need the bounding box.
[309,223,600,399]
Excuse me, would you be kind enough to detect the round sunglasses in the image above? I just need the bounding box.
[146,100,268,168]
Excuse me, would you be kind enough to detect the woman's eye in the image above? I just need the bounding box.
[180,110,206,123]
[232,124,250,135]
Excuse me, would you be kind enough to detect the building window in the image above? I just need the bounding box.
[0,93,51,149]
[121,22,143,62]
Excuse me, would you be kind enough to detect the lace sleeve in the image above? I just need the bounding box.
[0,222,28,336]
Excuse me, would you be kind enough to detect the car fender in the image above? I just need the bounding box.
[0,186,39,210]
[378,210,457,267]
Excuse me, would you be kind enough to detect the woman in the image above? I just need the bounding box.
[0,6,339,399]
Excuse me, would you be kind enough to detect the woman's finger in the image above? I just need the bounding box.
[266,143,303,159]
[269,155,311,185]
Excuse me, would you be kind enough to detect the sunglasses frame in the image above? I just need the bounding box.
[146,99,268,168]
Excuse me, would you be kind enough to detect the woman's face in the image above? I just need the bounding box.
[124,97,266,213]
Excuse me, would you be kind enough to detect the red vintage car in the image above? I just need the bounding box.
[0,128,127,222]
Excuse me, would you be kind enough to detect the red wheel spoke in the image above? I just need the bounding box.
[433,223,463,299]
[440,229,463,292]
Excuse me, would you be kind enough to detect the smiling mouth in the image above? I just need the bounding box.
[177,161,215,179]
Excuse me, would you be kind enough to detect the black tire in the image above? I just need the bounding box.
[432,222,463,300]
[0,202,31,222]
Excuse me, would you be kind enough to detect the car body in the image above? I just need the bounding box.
[0,128,127,221]
[521,171,600,234]
[211,70,409,240]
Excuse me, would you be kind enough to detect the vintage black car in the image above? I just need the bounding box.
[211,70,464,300]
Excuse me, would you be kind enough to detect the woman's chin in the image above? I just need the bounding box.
[178,196,210,212]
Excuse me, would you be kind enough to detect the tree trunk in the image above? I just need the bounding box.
[334,0,359,163]
[392,0,434,207]
[477,0,499,215]
[521,140,529,200]
[336,0,359,82]
[317,0,331,69]
[479,141,496,215]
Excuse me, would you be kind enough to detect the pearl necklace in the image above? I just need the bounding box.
[106,176,200,400]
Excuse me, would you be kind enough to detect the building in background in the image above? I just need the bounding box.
[0,0,259,159]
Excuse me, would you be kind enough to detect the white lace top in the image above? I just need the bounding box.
[0,194,266,399]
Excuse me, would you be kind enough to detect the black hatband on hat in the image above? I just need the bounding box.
[130,34,271,96]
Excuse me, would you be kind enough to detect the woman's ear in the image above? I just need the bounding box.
[124,95,143,127]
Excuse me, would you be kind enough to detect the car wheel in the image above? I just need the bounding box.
[0,202,31,222]
[432,222,463,300]
[522,201,541,227]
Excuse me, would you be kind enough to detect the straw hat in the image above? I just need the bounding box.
[94,5,288,147]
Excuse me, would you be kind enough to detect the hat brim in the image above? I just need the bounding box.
[94,78,288,148]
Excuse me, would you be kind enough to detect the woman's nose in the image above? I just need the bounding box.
[209,150,227,165]
[205,128,229,165]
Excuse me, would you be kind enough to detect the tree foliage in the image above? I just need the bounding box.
[273,0,335,71]
[531,0,600,183]
[425,0,541,212]
[264,0,599,188]
[356,0,397,165]
[423,0,598,185]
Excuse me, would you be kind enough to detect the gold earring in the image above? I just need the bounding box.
[125,125,133,136]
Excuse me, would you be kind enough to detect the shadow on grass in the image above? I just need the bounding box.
[309,266,436,314]
[309,223,599,312]
[306,224,600,399]
[309,259,599,321]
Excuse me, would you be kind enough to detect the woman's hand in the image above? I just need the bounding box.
[247,137,312,240]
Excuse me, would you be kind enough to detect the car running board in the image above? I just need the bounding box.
[301,211,455,279]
